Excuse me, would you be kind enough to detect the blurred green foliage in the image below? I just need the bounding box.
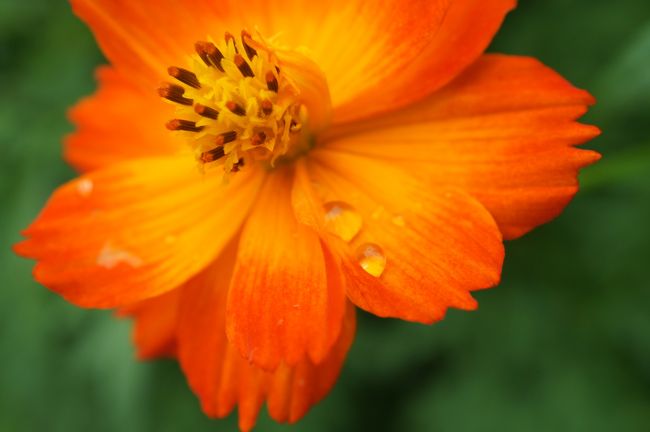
[1,1,649,431]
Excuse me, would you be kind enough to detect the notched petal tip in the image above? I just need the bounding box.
[225,170,346,372]
[12,239,32,257]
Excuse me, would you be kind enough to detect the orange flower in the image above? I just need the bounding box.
[16,0,600,430]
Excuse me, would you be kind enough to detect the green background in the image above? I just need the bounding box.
[1,1,649,431]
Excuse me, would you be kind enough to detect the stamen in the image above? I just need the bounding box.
[241,31,257,60]
[158,83,193,106]
[195,42,212,66]
[194,104,219,120]
[260,100,273,116]
[168,67,201,89]
[196,41,225,72]
[234,54,255,78]
[162,30,321,174]
[200,147,226,163]
[225,32,237,51]
[251,131,267,146]
[231,158,245,172]
[166,119,204,132]
[205,43,226,72]
[216,131,238,145]
[226,101,246,116]
[266,71,279,92]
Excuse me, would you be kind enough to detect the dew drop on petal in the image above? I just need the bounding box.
[323,201,362,242]
[77,179,93,197]
[97,242,143,269]
[356,243,386,277]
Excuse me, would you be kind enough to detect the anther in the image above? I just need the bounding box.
[194,104,219,120]
[260,100,273,116]
[266,71,279,92]
[216,131,238,145]
[196,41,225,72]
[290,120,303,133]
[225,32,237,51]
[205,43,225,72]
[166,119,204,132]
[200,147,226,163]
[195,42,212,66]
[251,131,267,146]
[168,67,201,89]
[226,101,246,116]
[231,158,245,172]
[158,83,193,106]
[234,54,255,78]
[241,31,257,60]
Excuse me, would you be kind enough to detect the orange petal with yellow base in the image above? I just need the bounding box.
[293,157,504,323]
[226,169,346,371]
[178,245,355,431]
[324,54,601,239]
[15,156,263,308]
[65,67,181,172]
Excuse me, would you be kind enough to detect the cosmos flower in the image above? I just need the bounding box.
[15,0,600,430]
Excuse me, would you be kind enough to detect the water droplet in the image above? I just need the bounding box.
[392,215,405,227]
[164,235,177,244]
[97,242,143,269]
[77,179,93,197]
[298,378,306,387]
[276,318,285,326]
[323,201,362,242]
[356,243,386,277]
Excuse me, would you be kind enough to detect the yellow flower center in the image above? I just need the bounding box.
[159,30,330,174]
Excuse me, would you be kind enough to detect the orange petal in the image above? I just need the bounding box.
[226,169,346,370]
[177,245,355,431]
[74,0,513,123]
[117,288,180,359]
[294,155,504,323]
[266,301,355,424]
[324,54,601,239]
[233,1,514,123]
[65,67,180,172]
[325,0,516,123]
[70,0,236,88]
[15,156,263,308]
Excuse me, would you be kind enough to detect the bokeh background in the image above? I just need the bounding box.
[1,0,649,431]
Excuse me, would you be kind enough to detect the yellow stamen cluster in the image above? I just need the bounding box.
[159,31,305,173]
